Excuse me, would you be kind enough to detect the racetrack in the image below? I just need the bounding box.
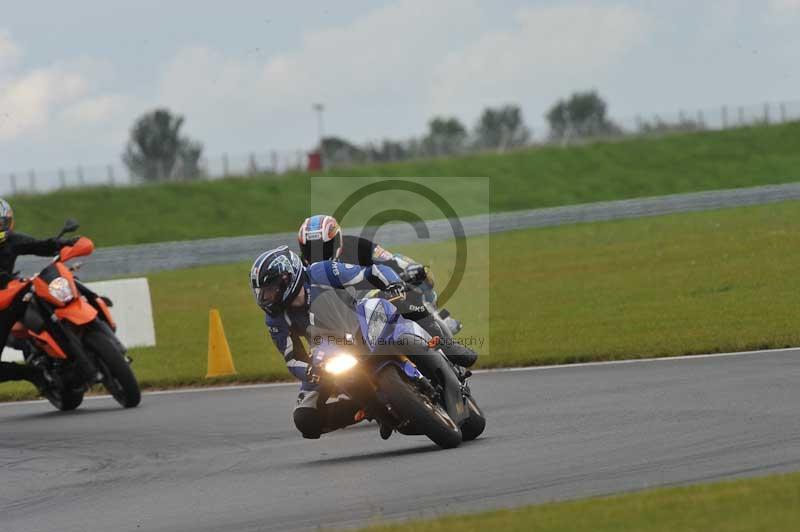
[2,349,800,532]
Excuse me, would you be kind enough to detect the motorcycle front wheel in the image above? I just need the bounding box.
[377,365,461,449]
[84,322,141,408]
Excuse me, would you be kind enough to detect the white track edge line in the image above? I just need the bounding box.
[472,346,799,374]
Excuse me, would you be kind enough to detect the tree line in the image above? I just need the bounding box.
[122,90,632,180]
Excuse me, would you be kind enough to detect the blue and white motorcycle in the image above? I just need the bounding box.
[308,289,485,449]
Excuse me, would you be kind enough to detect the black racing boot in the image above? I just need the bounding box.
[379,422,393,440]
[438,340,478,368]
[0,362,46,388]
[416,315,478,368]
[416,314,445,338]
[321,399,364,434]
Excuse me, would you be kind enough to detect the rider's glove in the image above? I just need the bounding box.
[384,282,406,300]
[403,263,427,285]
[305,363,321,384]
[57,237,80,247]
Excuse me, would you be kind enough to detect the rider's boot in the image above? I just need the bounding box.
[0,362,47,390]
[321,399,365,433]
[379,421,393,440]
[438,308,462,336]
[416,315,477,368]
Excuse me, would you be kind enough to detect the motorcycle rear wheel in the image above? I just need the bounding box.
[377,365,461,449]
[460,395,486,441]
[43,387,84,411]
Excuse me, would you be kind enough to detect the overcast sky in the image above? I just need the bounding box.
[1,0,799,172]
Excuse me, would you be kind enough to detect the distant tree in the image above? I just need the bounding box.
[546,91,621,141]
[320,136,365,166]
[423,116,467,156]
[474,105,530,151]
[364,139,409,162]
[123,109,204,181]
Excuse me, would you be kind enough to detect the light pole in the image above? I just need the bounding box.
[313,103,325,168]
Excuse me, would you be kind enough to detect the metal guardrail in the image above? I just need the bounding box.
[16,182,800,280]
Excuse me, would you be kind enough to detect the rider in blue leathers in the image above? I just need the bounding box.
[251,245,410,439]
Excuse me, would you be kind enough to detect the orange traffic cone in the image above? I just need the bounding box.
[206,308,237,377]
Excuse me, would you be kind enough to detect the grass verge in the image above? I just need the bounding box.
[2,200,799,400]
[349,471,800,531]
[8,122,800,246]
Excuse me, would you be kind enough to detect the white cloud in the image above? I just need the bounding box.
[0,65,89,141]
[0,30,21,73]
[764,0,800,25]
[0,31,131,152]
[157,0,485,147]
[2,1,797,171]
[59,94,130,126]
[427,3,650,126]
[769,0,800,14]
[156,1,649,148]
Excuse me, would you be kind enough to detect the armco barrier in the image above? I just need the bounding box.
[15,181,800,281]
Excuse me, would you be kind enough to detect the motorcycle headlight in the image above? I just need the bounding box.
[324,353,358,375]
[48,277,74,304]
[367,303,388,347]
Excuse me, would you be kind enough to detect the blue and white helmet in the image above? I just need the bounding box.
[249,246,305,314]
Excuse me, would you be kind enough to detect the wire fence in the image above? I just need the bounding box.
[0,150,309,196]
[3,100,800,196]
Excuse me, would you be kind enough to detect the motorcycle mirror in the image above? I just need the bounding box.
[57,219,80,238]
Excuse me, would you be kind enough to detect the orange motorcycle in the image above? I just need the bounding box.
[3,220,141,410]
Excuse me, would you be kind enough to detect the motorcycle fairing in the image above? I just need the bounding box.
[59,236,95,262]
[55,296,98,325]
[33,263,78,308]
[0,279,30,310]
[370,358,423,381]
[356,297,468,425]
[93,297,116,331]
[29,330,67,359]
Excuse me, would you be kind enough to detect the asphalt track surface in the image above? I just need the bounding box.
[2,349,800,532]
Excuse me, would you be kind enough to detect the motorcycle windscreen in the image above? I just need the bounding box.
[356,297,431,353]
[307,288,366,350]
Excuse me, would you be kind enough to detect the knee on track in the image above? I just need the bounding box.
[293,407,323,439]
